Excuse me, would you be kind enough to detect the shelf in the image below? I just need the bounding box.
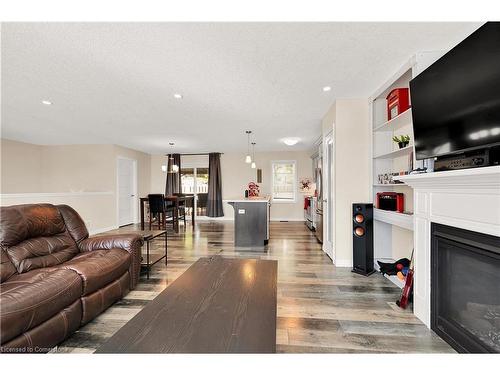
[373,208,414,231]
[384,274,405,289]
[374,258,406,289]
[373,183,408,187]
[373,108,412,133]
[373,144,413,159]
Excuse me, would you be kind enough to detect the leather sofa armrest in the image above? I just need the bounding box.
[79,234,144,289]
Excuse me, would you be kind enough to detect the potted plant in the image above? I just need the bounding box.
[392,135,410,149]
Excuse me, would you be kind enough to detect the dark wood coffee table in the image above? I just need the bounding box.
[96,255,277,353]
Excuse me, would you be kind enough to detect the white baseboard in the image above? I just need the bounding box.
[334,259,353,268]
[270,218,306,222]
[195,216,234,221]
[89,225,118,235]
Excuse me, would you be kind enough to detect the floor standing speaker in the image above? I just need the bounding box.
[352,203,375,276]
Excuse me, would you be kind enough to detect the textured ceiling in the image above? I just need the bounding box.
[1,22,481,154]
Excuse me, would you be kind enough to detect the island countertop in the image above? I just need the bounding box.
[224,196,270,203]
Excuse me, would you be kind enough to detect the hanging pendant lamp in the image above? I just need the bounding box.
[245,130,252,163]
[251,142,256,169]
[167,142,179,174]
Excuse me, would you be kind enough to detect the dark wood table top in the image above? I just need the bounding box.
[139,230,166,240]
[96,255,277,353]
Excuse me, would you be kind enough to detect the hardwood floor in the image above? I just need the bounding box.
[54,221,454,353]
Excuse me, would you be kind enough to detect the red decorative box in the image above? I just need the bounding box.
[376,192,405,213]
[386,88,410,120]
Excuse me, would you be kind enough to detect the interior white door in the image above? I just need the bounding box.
[323,133,335,260]
[118,158,136,227]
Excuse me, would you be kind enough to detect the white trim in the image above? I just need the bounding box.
[116,156,138,227]
[334,259,353,268]
[89,225,119,236]
[196,216,234,221]
[270,160,297,203]
[270,218,305,222]
[0,192,113,198]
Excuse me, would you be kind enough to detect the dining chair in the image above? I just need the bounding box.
[147,194,174,230]
[172,193,187,226]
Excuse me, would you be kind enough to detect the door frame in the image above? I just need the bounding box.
[322,130,335,263]
[116,156,138,227]
[181,166,209,218]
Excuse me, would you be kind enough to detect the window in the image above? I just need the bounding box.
[271,161,296,202]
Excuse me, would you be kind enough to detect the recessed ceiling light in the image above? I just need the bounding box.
[173,93,183,99]
[283,138,300,146]
[41,100,52,105]
[322,86,331,92]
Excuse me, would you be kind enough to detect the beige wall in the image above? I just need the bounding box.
[322,99,371,267]
[149,151,313,221]
[2,138,311,229]
[221,151,312,221]
[1,139,151,233]
[1,138,43,193]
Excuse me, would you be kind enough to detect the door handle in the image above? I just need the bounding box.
[131,194,135,197]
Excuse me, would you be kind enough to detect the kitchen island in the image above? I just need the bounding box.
[226,196,270,249]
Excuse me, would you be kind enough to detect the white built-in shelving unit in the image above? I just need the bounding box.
[369,52,444,289]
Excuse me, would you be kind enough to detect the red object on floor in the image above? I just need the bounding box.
[304,198,310,210]
[387,88,410,120]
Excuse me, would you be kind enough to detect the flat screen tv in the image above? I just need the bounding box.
[410,22,500,160]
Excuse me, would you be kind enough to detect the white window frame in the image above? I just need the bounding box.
[271,160,297,203]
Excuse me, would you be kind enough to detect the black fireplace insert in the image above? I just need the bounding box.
[431,223,500,353]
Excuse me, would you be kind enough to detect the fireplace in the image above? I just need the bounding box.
[431,223,500,353]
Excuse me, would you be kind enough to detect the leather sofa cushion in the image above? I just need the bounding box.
[0,204,66,247]
[57,249,131,296]
[0,248,16,283]
[5,232,79,274]
[1,300,82,353]
[81,272,130,324]
[0,268,82,344]
[57,204,89,244]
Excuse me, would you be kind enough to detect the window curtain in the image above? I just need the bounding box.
[207,152,224,217]
[165,153,181,196]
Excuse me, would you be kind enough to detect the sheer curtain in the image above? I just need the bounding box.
[206,153,224,217]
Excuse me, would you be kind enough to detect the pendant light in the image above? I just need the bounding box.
[251,142,256,169]
[167,142,179,174]
[245,130,252,163]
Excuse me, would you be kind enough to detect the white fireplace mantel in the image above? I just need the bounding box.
[398,166,500,327]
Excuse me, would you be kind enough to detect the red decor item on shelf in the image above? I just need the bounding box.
[376,192,405,213]
[386,88,410,120]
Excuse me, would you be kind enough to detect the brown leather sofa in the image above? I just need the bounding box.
[0,204,143,353]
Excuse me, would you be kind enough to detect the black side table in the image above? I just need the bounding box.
[140,230,167,279]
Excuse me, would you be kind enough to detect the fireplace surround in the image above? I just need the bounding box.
[431,223,500,353]
[399,166,500,352]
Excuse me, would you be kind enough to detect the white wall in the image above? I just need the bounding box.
[322,99,371,267]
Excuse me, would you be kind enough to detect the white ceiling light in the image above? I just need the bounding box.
[173,93,183,99]
[283,138,300,146]
[322,86,331,92]
[41,100,52,105]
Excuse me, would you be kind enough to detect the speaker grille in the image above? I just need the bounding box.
[354,214,365,223]
[354,226,365,237]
